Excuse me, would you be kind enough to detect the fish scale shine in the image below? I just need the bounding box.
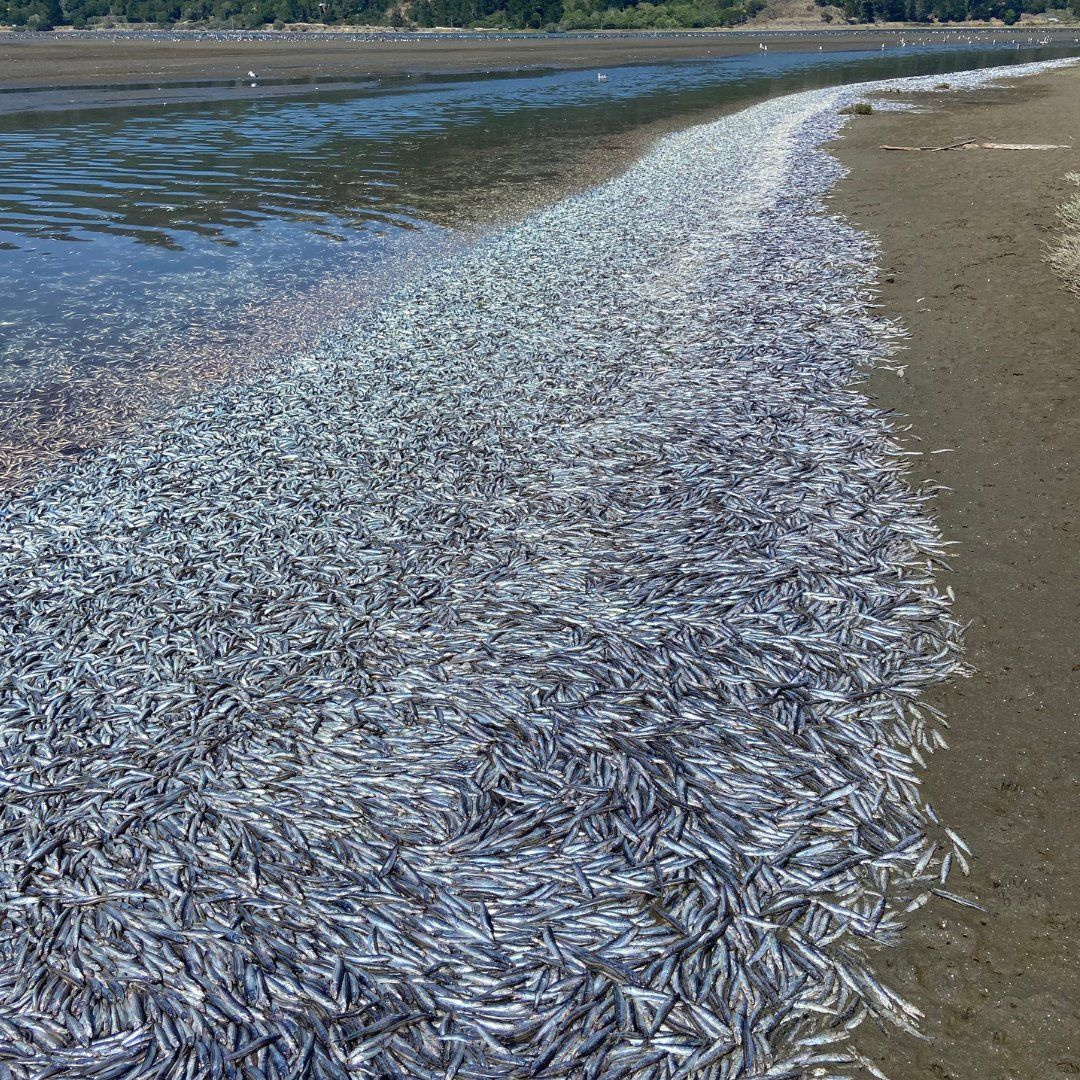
[0,58,1070,1080]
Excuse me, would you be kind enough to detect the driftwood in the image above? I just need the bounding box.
[974,142,1071,150]
[881,138,1070,152]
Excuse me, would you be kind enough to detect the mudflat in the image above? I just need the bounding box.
[832,67,1080,1079]
[0,28,1058,92]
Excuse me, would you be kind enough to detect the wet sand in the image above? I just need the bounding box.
[0,30,875,95]
[832,67,1080,1078]
[0,28,1065,96]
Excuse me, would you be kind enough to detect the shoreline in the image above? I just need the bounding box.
[6,45,1070,491]
[832,66,1080,1078]
[0,61,1074,1076]
[0,27,1076,96]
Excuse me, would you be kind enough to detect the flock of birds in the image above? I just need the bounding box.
[755,33,1076,52]
[0,59,1068,1080]
[3,27,1079,54]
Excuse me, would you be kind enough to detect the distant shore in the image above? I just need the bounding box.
[0,26,1075,98]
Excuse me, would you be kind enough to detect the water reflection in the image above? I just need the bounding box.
[4,47,1073,247]
[0,44,1075,484]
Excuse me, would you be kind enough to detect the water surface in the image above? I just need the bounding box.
[1,42,1075,481]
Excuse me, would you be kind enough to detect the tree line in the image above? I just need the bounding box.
[2,0,1073,33]
[827,0,1069,24]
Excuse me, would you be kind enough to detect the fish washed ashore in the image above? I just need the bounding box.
[0,60,1068,1079]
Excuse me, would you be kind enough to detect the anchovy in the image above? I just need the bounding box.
[2,58,1066,1080]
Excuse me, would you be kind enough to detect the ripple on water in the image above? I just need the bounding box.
[0,44,1076,488]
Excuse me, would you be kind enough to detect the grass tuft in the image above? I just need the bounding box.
[1048,175,1080,294]
[840,102,874,116]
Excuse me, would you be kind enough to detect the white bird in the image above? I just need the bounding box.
[597,73,608,81]
[247,70,258,79]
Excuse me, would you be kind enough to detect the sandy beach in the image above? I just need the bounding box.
[833,66,1080,1078]
[0,30,872,94]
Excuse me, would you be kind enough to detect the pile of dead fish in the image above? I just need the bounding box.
[0,61,1066,1080]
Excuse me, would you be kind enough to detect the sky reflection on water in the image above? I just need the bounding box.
[0,42,1075,482]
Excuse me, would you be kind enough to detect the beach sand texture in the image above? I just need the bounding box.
[834,66,1080,1079]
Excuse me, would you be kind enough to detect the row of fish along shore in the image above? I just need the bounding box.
[0,60,1075,1079]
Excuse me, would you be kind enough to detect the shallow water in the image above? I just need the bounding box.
[0,43,1076,480]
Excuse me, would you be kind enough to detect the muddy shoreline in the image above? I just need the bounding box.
[0,27,1072,95]
[832,67,1080,1079]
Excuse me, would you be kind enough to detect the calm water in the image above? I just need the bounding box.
[1,43,1076,479]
